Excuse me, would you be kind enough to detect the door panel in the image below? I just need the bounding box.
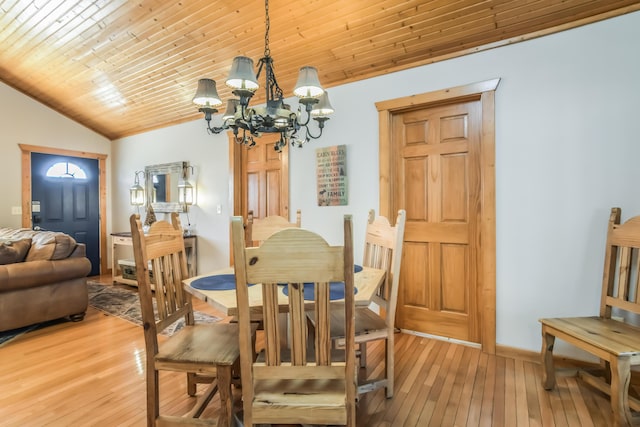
[266,169,281,217]
[395,101,481,343]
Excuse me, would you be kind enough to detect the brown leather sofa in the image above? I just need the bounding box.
[0,228,92,332]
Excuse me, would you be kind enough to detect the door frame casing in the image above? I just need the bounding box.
[19,144,108,276]
[376,78,499,354]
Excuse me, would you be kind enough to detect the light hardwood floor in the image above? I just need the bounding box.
[0,276,616,426]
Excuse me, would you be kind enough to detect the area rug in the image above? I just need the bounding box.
[87,281,220,336]
[0,318,67,348]
[0,323,40,348]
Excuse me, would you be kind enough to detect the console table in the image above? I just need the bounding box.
[111,232,197,286]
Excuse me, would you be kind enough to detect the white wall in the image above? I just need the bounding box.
[111,11,640,356]
[112,119,232,274]
[0,82,111,229]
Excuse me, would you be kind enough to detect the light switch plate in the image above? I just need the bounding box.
[11,206,22,215]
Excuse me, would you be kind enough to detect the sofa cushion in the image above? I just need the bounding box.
[0,238,32,265]
[26,231,77,261]
[0,228,78,261]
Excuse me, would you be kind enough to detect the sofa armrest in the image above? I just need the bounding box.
[0,257,92,292]
[69,243,86,258]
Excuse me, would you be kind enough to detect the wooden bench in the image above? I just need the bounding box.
[540,207,640,427]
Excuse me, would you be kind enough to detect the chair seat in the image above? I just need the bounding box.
[157,323,240,366]
[540,316,640,357]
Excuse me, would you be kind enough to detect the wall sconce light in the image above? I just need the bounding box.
[178,180,194,206]
[129,170,146,207]
[178,165,196,209]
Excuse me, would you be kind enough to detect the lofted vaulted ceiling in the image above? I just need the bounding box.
[1,0,639,140]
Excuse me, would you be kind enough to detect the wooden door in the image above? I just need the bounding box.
[241,134,289,219]
[230,133,290,251]
[393,100,482,343]
[376,79,500,354]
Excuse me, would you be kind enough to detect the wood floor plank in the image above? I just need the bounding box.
[533,361,557,427]
[453,343,482,426]
[390,338,437,426]
[524,360,543,426]
[441,345,474,425]
[0,275,631,426]
[566,375,596,427]
[428,344,465,425]
[491,356,507,427]
[381,334,440,425]
[467,351,489,426]
[576,378,610,426]
[403,339,449,426]
[503,357,518,426]
[515,358,531,426]
[420,343,462,426]
[558,376,583,427]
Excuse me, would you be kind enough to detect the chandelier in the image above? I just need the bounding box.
[191,0,334,152]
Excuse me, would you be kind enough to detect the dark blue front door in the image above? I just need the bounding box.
[31,153,100,276]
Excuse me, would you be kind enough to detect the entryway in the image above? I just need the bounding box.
[19,144,108,276]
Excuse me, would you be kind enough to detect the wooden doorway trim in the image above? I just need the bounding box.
[376,78,499,354]
[19,144,109,276]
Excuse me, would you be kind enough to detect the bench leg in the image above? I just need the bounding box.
[541,329,556,390]
[610,356,633,427]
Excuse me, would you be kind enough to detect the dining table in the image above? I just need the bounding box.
[183,265,386,317]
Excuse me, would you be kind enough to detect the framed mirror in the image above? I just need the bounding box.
[145,161,187,213]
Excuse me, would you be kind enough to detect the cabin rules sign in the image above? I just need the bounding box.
[316,145,347,206]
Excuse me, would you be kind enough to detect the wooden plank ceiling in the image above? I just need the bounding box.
[1,0,639,140]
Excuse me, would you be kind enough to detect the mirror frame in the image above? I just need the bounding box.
[145,161,187,213]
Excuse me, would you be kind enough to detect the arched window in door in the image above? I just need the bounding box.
[45,162,87,179]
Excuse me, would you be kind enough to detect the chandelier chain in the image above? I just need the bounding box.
[264,0,270,57]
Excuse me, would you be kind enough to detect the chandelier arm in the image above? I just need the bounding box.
[296,108,312,127]
[302,117,331,140]
[304,125,321,141]
[200,107,234,134]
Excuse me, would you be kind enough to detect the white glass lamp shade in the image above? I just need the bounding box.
[222,99,240,121]
[192,79,223,107]
[293,66,324,98]
[178,180,194,206]
[311,91,335,117]
[129,183,145,206]
[225,56,259,91]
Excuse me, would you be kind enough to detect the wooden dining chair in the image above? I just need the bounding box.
[231,214,357,426]
[245,209,301,246]
[310,209,406,398]
[130,213,241,427]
